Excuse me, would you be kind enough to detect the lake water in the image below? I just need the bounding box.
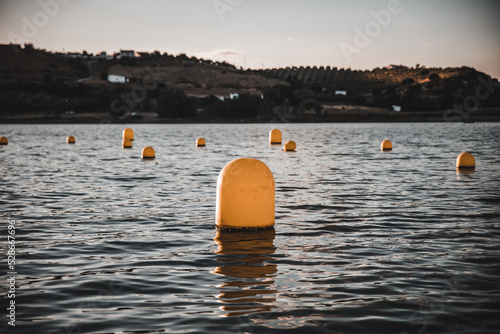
[0,122,499,334]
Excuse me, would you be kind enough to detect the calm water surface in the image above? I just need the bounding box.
[0,123,499,334]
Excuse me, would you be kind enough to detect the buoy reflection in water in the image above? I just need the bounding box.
[213,229,277,317]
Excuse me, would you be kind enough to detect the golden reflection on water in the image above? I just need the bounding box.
[456,168,475,180]
[213,229,278,317]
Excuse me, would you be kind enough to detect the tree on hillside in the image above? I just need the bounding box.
[429,73,440,81]
[158,89,196,118]
[402,78,414,86]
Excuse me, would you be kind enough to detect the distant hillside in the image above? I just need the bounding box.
[0,44,89,83]
[256,65,500,112]
[98,58,285,98]
[1,44,499,123]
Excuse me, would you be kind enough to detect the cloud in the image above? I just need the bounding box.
[195,49,239,59]
[215,49,239,56]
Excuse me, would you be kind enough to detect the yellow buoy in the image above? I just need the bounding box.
[0,136,8,145]
[196,138,206,147]
[66,136,75,144]
[216,158,275,231]
[456,152,475,169]
[283,140,296,152]
[122,128,134,141]
[141,146,155,159]
[269,129,282,145]
[122,138,132,149]
[381,139,392,151]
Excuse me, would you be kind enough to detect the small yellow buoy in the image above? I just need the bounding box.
[456,152,475,169]
[0,136,8,145]
[122,138,132,149]
[66,136,75,144]
[196,138,206,147]
[269,129,282,145]
[283,140,296,152]
[123,128,134,141]
[216,158,275,231]
[141,146,155,159]
[381,139,392,151]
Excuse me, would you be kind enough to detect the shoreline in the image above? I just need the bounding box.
[1,109,499,124]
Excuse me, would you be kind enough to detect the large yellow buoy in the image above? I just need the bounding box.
[196,138,206,147]
[0,136,8,145]
[283,140,296,152]
[381,139,392,151]
[456,152,475,169]
[66,136,75,144]
[141,146,155,159]
[216,158,275,231]
[122,138,132,149]
[269,129,282,145]
[123,128,134,141]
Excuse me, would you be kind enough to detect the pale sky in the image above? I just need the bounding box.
[1,0,499,78]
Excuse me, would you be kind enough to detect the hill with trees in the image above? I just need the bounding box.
[1,44,499,123]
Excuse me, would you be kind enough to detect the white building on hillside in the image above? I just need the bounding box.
[120,50,135,59]
[93,51,107,59]
[108,74,127,84]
